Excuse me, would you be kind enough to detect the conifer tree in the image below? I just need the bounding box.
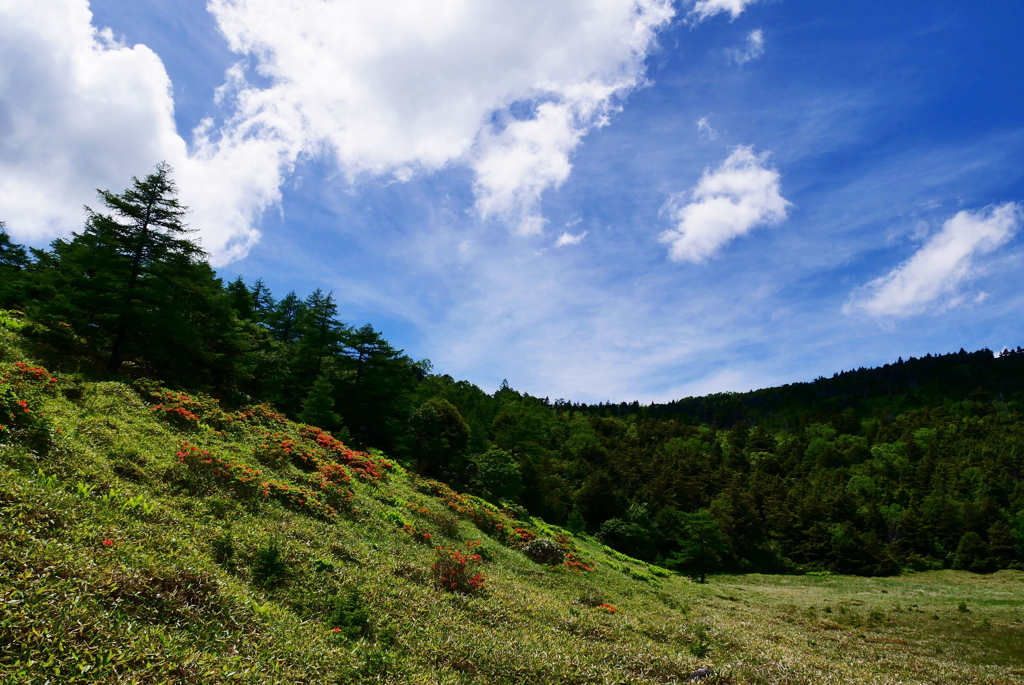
[268,291,305,344]
[33,163,241,383]
[250,278,275,321]
[666,509,728,583]
[298,370,343,432]
[337,323,422,448]
[0,222,30,308]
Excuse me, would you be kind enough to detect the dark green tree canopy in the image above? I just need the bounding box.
[31,163,241,382]
[410,398,470,479]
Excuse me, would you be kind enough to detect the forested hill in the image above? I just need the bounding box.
[574,347,1024,430]
[3,164,1024,580]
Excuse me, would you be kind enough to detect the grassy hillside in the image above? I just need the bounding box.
[2,326,1023,684]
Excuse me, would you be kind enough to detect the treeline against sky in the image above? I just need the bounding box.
[2,164,1024,578]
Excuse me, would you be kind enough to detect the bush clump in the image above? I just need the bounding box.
[329,589,370,640]
[522,537,566,566]
[431,547,486,594]
[252,540,289,588]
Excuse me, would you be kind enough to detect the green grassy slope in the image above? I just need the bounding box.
[1,327,1023,684]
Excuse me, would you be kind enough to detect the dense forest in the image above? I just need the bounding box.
[3,164,1024,579]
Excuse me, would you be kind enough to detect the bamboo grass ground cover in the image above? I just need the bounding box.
[1,328,1023,684]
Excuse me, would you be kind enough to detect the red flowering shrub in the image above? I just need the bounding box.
[4,362,58,387]
[298,426,387,481]
[252,432,294,467]
[0,362,56,448]
[414,478,531,545]
[431,547,486,594]
[563,552,597,573]
[143,388,290,433]
[596,603,621,614]
[260,478,338,521]
[148,389,228,429]
[465,539,495,562]
[232,403,289,427]
[176,440,341,521]
[403,524,433,544]
[412,476,596,572]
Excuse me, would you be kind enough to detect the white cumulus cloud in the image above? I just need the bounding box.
[0,0,290,263]
[555,230,588,247]
[0,0,183,240]
[727,29,765,65]
[208,0,677,236]
[660,146,789,262]
[0,0,676,261]
[845,203,1022,317]
[689,0,761,23]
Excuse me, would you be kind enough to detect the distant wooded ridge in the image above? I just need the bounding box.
[568,347,1024,428]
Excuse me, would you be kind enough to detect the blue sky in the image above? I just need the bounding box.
[2,0,1023,402]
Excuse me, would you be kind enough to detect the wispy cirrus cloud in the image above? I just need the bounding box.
[696,116,719,139]
[845,203,1022,317]
[727,29,765,65]
[660,146,789,263]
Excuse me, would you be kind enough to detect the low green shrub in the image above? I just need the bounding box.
[522,537,566,565]
[252,540,289,588]
[329,589,370,640]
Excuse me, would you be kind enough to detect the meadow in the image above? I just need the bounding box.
[1,325,1023,684]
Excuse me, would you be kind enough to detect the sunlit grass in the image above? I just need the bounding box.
[1,328,1022,684]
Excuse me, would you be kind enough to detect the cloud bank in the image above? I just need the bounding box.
[845,203,1022,317]
[0,0,677,259]
[660,146,789,262]
[0,1,184,241]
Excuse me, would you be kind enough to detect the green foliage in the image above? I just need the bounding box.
[431,546,486,594]
[30,163,241,382]
[665,510,728,583]
[471,447,523,500]
[211,529,236,568]
[2,349,1024,684]
[0,310,27,332]
[6,162,1024,589]
[953,532,993,573]
[328,589,370,640]
[409,398,470,479]
[252,540,289,588]
[521,537,567,565]
[298,370,343,433]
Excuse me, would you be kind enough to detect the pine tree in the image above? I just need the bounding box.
[0,222,30,308]
[226,276,257,320]
[298,371,343,432]
[296,289,346,376]
[666,509,728,583]
[0,222,28,270]
[250,278,275,321]
[337,323,421,448]
[32,163,242,385]
[268,291,305,344]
